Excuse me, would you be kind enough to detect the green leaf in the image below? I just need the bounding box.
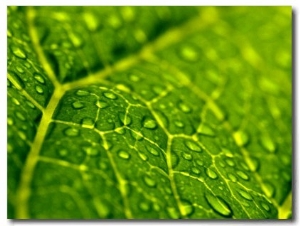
[7,6,292,219]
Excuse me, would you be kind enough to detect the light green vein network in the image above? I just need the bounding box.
[7,6,292,219]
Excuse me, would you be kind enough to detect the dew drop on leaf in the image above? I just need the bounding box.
[153,85,164,95]
[228,173,237,182]
[26,100,35,109]
[85,147,99,156]
[34,73,45,84]
[138,152,148,161]
[96,100,109,109]
[222,148,233,157]
[260,134,276,153]
[205,193,232,217]
[118,150,130,160]
[129,74,140,82]
[261,202,270,212]
[16,111,25,121]
[195,159,204,166]
[181,152,192,161]
[236,171,249,181]
[238,189,252,201]
[262,181,275,198]
[206,168,218,179]
[167,207,180,219]
[81,117,94,128]
[181,200,194,217]
[58,149,68,157]
[146,146,159,156]
[171,152,179,168]
[143,175,156,187]
[12,98,20,105]
[178,102,191,113]
[16,66,25,74]
[198,124,216,137]
[185,140,201,152]
[76,90,90,96]
[12,46,27,59]
[191,167,200,175]
[143,118,157,129]
[139,202,150,212]
[103,92,117,100]
[131,130,143,141]
[179,45,199,62]
[72,101,85,109]
[35,85,44,94]
[175,120,184,128]
[225,158,235,167]
[64,127,79,137]
[7,117,13,126]
[233,130,249,147]
[119,113,132,126]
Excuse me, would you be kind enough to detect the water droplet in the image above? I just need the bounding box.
[16,112,25,121]
[143,118,157,129]
[262,181,275,198]
[58,149,68,157]
[175,120,184,128]
[7,29,12,38]
[236,171,249,181]
[195,159,204,166]
[84,147,99,156]
[16,66,25,74]
[198,124,215,136]
[167,207,180,219]
[129,74,140,82]
[103,92,117,100]
[261,202,270,212]
[72,101,85,109]
[146,146,159,156]
[131,130,143,141]
[115,127,125,134]
[247,157,260,172]
[153,203,160,211]
[25,101,35,109]
[83,12,99,31]
[225,158,235,167]
[191,167,200,175]
[64,127,79,137]
[34,73,45,84]
[206,168,218,179]
[35,85,44,94]
[260,135,276,153]
[7,117,13,125]
[24,62,31,69]
[178,102,191,113]
[12,98,20,105]
[240,162,250,171]
[181,200,194,217]
[18,131,26,140]
[76,90,89,96]
[70,33,83,48]
[139,202,150,212]
[118,150,130,160]
[12,46,26,59]
[233,130,249,147]
[238,189,252,201]
[108,15,122,29]
[171,152,179,168]
[222,148,233,157]
[138,152,148,161]
[119,113,132,126]
[179,45,199,62]
[153,85,164,95]
[96,100,109,109]
[81,118,94,128]
[228,173,237,182]
[185,140,201,152]
[182,152,192,161]
[205,193,232,217]
[143,175,156,187]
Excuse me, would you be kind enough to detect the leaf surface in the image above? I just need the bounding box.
[7,6,292,219]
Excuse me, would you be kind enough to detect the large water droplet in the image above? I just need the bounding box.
[206,168,218,179]
[191,167,200,175]
[181,200,194,217]
[247,156,260,172]
[146,146,159,156]
[175,120,184,128]
[198,124,215,137]
[83,12,99,31]
[261,202,270,212]
[96,100,109,109]
[76,90,89,96]
[12,46,26,59]
[16,66,25,74]
[195,159,204,166]
[179,45,199,62]
[228,173,237,182]
[233,130,249,147]
[129,74,140,82]
[64,127,79,137]
[236,171,249,181]
[205,193,232,217]
[72,101,85,109]
[138,152,148,161]
[143,175,156,187]
[222,148,233,157]
[81,118,94,128]
[171,152,179,168]
[70,33,83,48]
[16,112,25,121]
[12,98,20,105]
[131,130,143,141]
[118,150,130,160]
[85,147,99,156]
[238,189,252,201]
[34,73,45,84]
[143,118,157,129]
[167,207,180,219]
[185,140,202,152]
[103,92,117,100]
[178,102,191,113]
[119,113,132,126]
[7,117,13,125]
[35,85,44,94]
[260,135,276,153]
[139,202,150,212]
[26,100,35,109]
[262,181,275,198]
[182,152,192,161]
